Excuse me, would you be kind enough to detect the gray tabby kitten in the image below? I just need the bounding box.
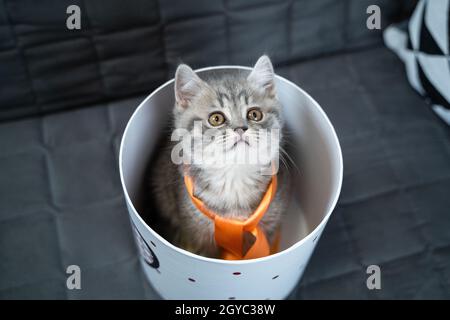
[150,55,291,258]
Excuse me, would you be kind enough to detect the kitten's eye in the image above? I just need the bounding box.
[247,108,263,122]
[208,112,226,126]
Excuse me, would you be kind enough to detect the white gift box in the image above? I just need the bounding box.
[119,66,343,300]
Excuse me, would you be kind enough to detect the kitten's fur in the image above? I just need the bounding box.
[150,56,291,258]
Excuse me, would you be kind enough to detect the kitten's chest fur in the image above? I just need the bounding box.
[191,164,272,218]
[150,144,291,258]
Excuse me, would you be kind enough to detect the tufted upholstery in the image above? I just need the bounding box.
[0,96,153,299]
[0,0,412,121]
[2,0,450,299]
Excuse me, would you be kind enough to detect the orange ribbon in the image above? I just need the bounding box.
[184,174,278,260]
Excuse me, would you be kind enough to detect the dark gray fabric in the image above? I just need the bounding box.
[1,45,449,299]
[0,95,160,299]
[291,47,450,299]
[0,0,411,121]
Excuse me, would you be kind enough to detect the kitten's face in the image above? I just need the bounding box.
[173,56,282,169]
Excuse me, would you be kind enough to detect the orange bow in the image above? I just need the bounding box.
[184,174,279,260]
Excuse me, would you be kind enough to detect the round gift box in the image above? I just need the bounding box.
[119,66,343,300]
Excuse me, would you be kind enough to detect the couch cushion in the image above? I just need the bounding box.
[0,0,413,121]
[0,95,159,299]
[289,46,450,299]
[1,46,449,299]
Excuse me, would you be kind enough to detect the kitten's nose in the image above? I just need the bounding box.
[234,126,248,136]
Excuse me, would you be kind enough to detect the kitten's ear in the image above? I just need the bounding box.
[247,55,275,96]
[175,64,206,108]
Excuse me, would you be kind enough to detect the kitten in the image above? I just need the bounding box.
[150,55,291,258]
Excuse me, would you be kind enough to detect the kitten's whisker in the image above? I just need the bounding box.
[279,146,301,175]
[278,153,290,174]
